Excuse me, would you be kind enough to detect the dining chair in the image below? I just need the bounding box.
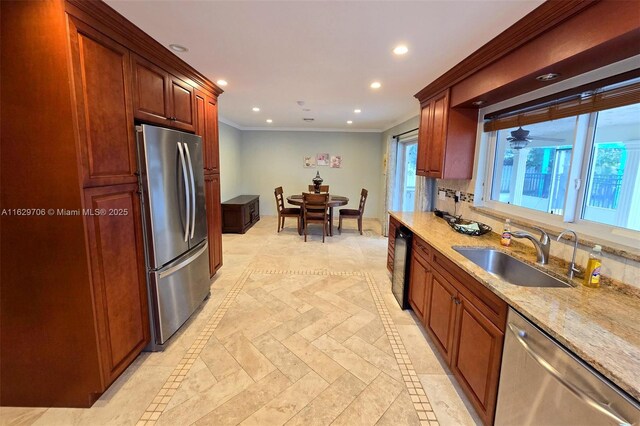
[338,188,368,235]
[274,186,301,233]
[302,192,330,242]
[308,185,329,193]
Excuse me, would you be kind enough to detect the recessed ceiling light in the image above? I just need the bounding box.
[536,73,559,82]
[252,107,260,112]
[303,118,315,122]
[472,100,485,106]
[393,45,408,55]
[266,119,273,123]
[216,79,228,87]
[347,120,353,124]
[370,82,382,89]
[302,108,311,112]
[354,109,361,114]
[169,44,188,52]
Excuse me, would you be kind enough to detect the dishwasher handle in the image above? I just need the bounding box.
[507,323,632,426]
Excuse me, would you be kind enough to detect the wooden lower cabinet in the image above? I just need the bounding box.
[205,174,223,277]
[84,184,150,386]
[426,270,458,364]
[452,294,504,426]
[405,233,507,425]
[408,253,430,323]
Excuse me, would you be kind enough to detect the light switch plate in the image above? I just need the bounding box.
[438,190,446,200]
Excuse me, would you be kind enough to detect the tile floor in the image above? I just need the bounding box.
[0,216,480,426]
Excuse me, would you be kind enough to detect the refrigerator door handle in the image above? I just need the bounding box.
[158,241,208,279]
[177,142,190,242]
[183,143,197,240]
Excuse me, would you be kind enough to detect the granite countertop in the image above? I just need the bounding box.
[390,211,640,401]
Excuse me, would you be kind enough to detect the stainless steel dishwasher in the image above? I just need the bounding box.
[495,308,640,426]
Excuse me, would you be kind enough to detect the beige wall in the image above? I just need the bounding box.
[218,122,243,203]
[237,130,384,218]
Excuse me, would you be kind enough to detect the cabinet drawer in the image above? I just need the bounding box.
[431,250,507,331]
[412,236,432,263]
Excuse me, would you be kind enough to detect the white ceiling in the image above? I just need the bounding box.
[107,0,544,131]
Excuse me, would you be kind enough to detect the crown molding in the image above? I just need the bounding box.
[414,0,597,102]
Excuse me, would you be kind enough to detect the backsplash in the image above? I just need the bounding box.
[435,179,640,290]
[438,187,474,203]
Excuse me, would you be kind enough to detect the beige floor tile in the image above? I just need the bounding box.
[297,310,351,341]
[342,335,401,380]
[221,332,276,381]
[418,374,481,426]
[0,407,47,426]
[251,332,311,382]
[194,370,292,425]
[163,357,217,412]
[157,368,255,426]
[286,372,367,426]
[311,335,380,384]
[241,371,328,425]
[327,309,376,342]
[396,324,448,375]
[269,308,326,342]
[332,372,404,426]
[376,390,421,426]
[281,333,345,383]
[199,336,243,381]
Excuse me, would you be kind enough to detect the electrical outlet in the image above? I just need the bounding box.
[438,190,446,200]
[455,190,461,198]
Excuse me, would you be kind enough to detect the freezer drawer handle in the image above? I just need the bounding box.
[158,242,208,279]
[183,142,197,240]
[507,323,631,426]
[177,142,190,242]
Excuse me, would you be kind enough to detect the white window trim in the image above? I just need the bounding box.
[474,55,640,250]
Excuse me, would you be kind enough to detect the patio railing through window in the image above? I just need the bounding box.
[500,164,622,209]
[588,174,623,209]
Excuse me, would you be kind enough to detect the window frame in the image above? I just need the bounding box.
[475,56,640,249]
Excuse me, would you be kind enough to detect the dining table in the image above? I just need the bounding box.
[286,194,349,236]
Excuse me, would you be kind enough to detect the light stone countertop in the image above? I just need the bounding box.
[390,211,640,401]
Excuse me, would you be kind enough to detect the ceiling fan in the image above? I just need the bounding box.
[507,126,564,150]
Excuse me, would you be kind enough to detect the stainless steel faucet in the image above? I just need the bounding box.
[512,226,550,264]
[557,229,580,280]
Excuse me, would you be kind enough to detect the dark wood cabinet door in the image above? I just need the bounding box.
[426,269,457,364]
[452,294,504,425]
[131,54,170,125]
[409,253,431,323]
[205,174,223,276]
[426,90,449,178]
[416,102,432,177]
[205,97,220,173]
[68,17,136,187]
[169,75,195,132]
[84,184,150,386]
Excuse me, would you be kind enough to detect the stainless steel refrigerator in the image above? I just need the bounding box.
[136,124,210,349]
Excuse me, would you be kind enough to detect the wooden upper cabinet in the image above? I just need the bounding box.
[131,54,195,132]
[168,75,195,132]
[131,54,170,125]
[68,17,137,187]
[83,184,150,386]
[417,88,477,179]
[205,174,222,276]
[426,269,458,364]
[452,294,504,425]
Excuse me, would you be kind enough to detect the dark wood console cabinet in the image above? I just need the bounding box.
[222,195,260,234]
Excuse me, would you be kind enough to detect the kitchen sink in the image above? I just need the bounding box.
[453,247,571,288]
